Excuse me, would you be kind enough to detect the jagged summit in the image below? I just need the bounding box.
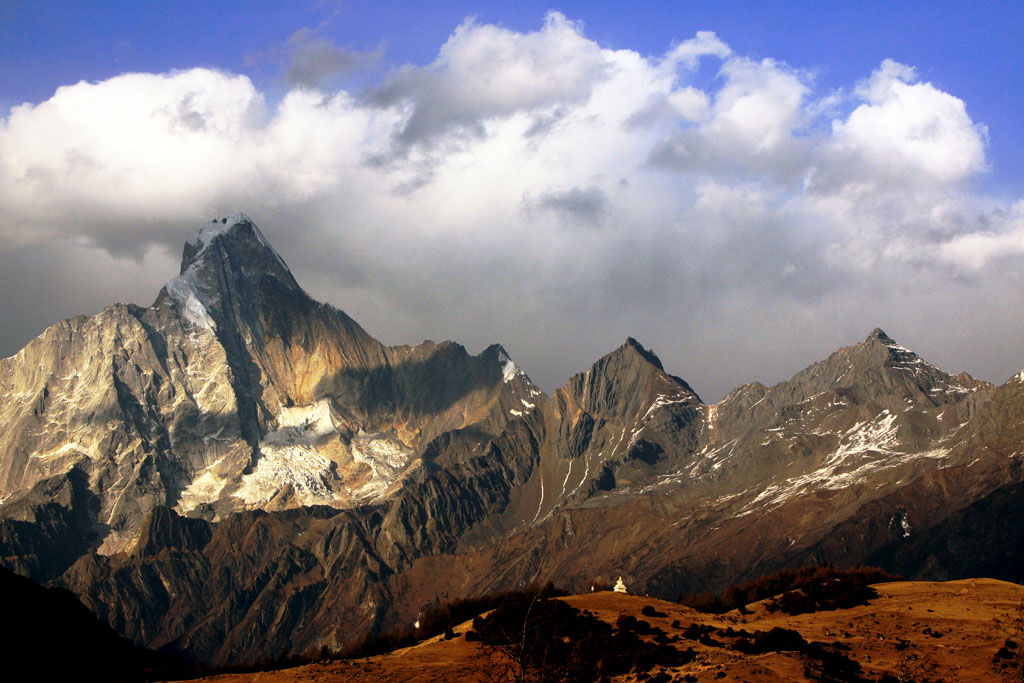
[751,327,989,416]
[484,343,533,386]
[855,328,969,389]
[159,214,307,332]
[180,213,292,275]
[858,327,927,366]
[863,327,917,356]
[621,337,664,371]
[586,337,660,378]
[560,337,702,420]
[867,326,891,341]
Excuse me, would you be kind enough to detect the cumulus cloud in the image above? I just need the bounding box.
[369,12,608,155]
[823,59,987,187]
[0,15,1021,398]
[665,30,732,70]
[648,56,813,183]
[0,69,270,250]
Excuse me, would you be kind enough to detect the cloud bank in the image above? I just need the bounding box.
[1,12,1021,399]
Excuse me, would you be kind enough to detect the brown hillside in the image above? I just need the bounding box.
[167,578,1024,682]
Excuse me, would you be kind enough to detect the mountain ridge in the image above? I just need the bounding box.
[1,214,1021,666]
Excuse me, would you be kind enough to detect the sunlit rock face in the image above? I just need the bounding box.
[1,215,1021,667]
[0,215,542,556]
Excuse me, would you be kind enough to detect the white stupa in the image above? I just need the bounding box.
[613,576,627,593]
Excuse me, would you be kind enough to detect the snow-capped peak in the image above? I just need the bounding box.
[187,213,250,250]
[185,213,289,272]
[161,213,300,332]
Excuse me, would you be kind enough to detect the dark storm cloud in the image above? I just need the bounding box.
[247,27,374,90]
[531,186,608,226]
[283,29,367,89]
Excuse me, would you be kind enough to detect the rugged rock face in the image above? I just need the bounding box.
[0,214,539,559]
[1,215,1022,666]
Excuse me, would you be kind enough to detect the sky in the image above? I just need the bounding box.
[1,1,1023,401]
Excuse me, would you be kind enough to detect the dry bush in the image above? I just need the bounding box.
[679,564,900,614]
[341,582,567,661]
[467,591,694,682]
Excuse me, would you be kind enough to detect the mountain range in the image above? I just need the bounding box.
[1,214,1021,666]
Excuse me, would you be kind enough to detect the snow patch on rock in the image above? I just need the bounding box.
[164,272,216,332]
[497,348,523,383]
[264,400,337,445]
[349,433,413,499]
[235,445,333,506]
[829,410,898,463]
[234,399,340,506]
[178,462,230,512]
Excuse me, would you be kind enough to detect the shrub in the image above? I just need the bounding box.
[342,581,568,660]
[679,564,900,614]
[470,592,695,681]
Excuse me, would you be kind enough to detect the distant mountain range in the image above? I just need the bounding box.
[2,214,1021,666]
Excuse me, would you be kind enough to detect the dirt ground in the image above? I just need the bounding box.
[169,578,1024,682]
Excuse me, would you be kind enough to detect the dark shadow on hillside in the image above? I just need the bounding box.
[0,466,101,582]
[312,341,512,425]
[868,480,1024,584]
[0,564,191,681]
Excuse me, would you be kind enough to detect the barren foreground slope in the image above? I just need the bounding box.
[173,578,1024,682]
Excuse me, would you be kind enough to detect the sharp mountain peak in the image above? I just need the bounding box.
[564,336,701,410]
[864,327,911,352]
[867,326,891,340]
[177,213,299,291]
[157,214,309,331]
[619,336,665,371]
[856,327,933,368]
[180,213,284,272]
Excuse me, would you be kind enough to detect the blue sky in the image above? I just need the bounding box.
[1,1,1023,399]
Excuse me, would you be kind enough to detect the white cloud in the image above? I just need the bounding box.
[828,59,988,185]
[709,57,809,153]
[930,201,1024,271]
[0,16,1021,399]
[665,30,732,70]
[370,11,609,154]
[667,87,710,122]
[0,69,268,245]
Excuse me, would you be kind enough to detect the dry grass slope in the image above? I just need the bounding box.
[165,578,1024,682]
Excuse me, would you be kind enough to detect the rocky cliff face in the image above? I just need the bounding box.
[1,215,1021,666]
[0,215,540,559]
